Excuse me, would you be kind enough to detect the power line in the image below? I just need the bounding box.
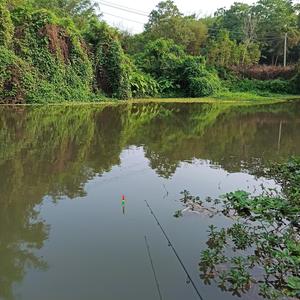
[101,11,145,25]
[99,5,288,43]
[98,0,149,17]
[100,13,285,42]
[208,31,285,42]
[207,28,286,40]
[99,0,149,15]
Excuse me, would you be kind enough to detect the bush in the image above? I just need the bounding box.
[221,65,300,95]
[229,78,294,94]
[0,46,35,103]
[230,65,297,80]
[181,56,222,97]
[1,8,95,103]
[134,38,185,85]
[188,72,222,97]
[130,70,159,98]
[0,3,14,48]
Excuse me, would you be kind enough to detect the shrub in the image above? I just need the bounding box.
[188,72,222,97]
[230,65,297,80]
[181,56,222,97]
[223,74,299,94]
[0,46,33,103]
[130,69,159,98]
[229,78,294,94]
[0,3,14,48]
[134,38,185,85]
[1,8,95,103]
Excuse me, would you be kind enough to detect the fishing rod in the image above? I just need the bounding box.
[144,200,205,300]
[144,235,163,300]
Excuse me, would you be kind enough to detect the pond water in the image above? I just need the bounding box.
[0,100,300,300]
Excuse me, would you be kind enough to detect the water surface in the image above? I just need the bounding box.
[0,101,300,300]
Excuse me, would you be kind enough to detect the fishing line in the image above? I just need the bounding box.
[144,235,163,300]
[145,200,205,300]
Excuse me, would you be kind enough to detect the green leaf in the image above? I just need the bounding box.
[287,276,300,290]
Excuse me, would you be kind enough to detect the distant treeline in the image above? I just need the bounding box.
[0,0,299,103]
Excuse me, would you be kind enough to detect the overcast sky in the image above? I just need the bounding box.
[96,0,256,33]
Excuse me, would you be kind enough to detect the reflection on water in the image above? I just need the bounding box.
[0,101,299,300]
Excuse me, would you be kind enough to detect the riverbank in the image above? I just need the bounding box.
[1,92,299,106]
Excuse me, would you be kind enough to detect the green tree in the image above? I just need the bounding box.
[143,1,208,55]
[253,0,299,64]
[207,30,260,67]
[146,16,208,55]
[134,38,185,91]
[145,0,182,31]
[214,2,253,42]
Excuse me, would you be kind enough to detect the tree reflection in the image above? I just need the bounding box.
[0,187,49,300]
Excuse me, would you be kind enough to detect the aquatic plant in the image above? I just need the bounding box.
[178,158,300,299]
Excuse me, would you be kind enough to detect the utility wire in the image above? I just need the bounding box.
[99,0,149,15]
[101,11,145,24]
[98,0,149,17]
[145,200,205,300]
[208,32,285,42]
[97,0,292,42]
[144,236,163,300]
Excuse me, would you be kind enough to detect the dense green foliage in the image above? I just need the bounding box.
[177,157,300,299]
[0,46,37,102]
[125,0,300,97]
[84,19,133,99]
[0,3,13,47]
[134,39,222,97]
[206,30,261,67]
[0,7,96,102]
[0,0,299,102]
[0,0,159,102]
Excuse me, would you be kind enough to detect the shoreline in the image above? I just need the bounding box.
[1,93,299,106]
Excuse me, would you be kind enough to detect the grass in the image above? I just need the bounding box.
[125,92,300,105]
[212,91,300,102]
[1,92,299,106]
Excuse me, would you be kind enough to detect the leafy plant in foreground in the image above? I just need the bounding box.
[178,158,300,299]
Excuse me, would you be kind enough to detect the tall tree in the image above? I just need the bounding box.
[214,2,253,42]
[145,0,182,31]
[253,0,299,64]
[207,30,260,67]
[145,16,208,55]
